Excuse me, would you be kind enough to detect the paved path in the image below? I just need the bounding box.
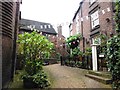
[44,64,112,89]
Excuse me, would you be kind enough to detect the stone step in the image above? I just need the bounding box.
[88,70,111,79]
[85,74,112,84]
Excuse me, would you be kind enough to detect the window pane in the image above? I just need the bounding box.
[91,10,99,29]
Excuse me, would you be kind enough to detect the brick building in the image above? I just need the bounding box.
[69,0,115,53]
[56,25,68,57]
[0,1,21,89]
[20,19,68,59]
[19,19,57,59]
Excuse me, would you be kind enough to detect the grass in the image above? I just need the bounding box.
[8,70,52,89]
[8,70,24,88]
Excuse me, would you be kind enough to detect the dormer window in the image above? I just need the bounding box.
[40,25,43,29]
[27,25,35,29]
[48,25,51,28]
[44,25,47,29]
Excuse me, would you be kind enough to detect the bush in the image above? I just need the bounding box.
[65,60,70,66]
[76,61,82,68]
[107,34,120,89]
[17,31,53,88]
[69,61,76,67]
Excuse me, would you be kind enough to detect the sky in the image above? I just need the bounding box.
[20,0,81,38]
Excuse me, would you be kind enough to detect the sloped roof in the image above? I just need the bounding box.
[20,18,57,35]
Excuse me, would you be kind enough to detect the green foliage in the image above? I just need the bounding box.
[76,61,82,68]
[56,53,61,60]
[107,34,120,89]
[66,34,82,49]
[33,70,50,88]
[17,31,54,61]
[17,31,53,88]
[72,47,83,56]
[24,59,43,75]
[69,61,76,67]
[106,0,120,89]
[22,70,50,88]
[85,47,92,55]
[115,0,120,33]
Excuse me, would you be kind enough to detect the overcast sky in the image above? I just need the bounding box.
[20,0,81,38]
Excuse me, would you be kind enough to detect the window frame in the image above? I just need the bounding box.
[90,10,99,29]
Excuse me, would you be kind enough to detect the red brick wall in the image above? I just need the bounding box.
[99,2,114,37]
[71,1,114,52]
[72,19,77,35]
[82,1,91,49]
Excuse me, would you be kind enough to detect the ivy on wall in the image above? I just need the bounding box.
[107,0,120,89]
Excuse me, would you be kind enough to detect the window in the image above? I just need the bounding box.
[27,25,35,29]
[40,25,43,29]
[44,25,47,29]
[91,10,99,29]
[48,25,51,28]
[89,0,96,5]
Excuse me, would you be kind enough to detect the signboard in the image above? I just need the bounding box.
[99,54,105,57]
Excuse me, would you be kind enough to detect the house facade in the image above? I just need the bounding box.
[0,1,21,89]
[69,0,116,70]
[69,0,115,52]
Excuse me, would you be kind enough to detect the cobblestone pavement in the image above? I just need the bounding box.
[44,64,112,89]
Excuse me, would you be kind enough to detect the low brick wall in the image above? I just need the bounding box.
[43,58,58,65]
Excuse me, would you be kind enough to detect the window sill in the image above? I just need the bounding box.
[91,25,100,32]
[89,1,96,7]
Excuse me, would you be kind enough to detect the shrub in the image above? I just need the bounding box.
[17,31,53,88]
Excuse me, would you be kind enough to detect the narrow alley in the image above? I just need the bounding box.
[44,64,112,89]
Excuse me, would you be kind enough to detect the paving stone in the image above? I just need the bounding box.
[44,64,112,89]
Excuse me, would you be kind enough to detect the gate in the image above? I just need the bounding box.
[97,46,107,71]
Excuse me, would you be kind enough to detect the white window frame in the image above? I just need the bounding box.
[44,25,47,29]
[48,25,51,28]
[91,10,99,29]
[40,25,43,29]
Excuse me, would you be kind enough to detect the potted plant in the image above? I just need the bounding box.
[17,31,53,88]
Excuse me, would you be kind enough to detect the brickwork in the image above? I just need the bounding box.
[98,2,114,37]
[56,25,67,57]
[70,1,114,52]
[82,1,91,49]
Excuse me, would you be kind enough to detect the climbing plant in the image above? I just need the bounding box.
[106,0,120,89]
[72,47,83,57]
[66,34,82,49]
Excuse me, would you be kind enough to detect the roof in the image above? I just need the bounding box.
[20,18,57,35]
